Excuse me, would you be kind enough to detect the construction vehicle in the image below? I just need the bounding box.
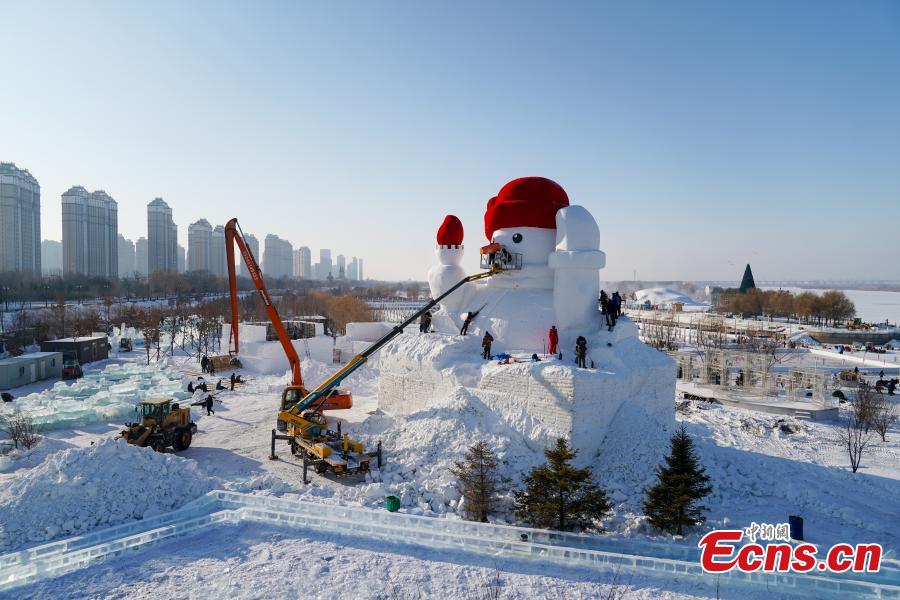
[225,217,515,479]
[119,338,133,352]
[61,356,83,380]
[119,397,197,452]
[838,369,860,382]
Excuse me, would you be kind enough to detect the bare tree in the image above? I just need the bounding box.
[642,315,678,351]
[0,411,42,450]
[853,382,879,435]
[869,392,897,442]
[842,384,875,473]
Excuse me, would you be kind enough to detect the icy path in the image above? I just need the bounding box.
[1,491,897,598]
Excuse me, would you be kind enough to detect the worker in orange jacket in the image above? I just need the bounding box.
[548,326,559,355]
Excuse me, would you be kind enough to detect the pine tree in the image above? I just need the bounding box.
[449,440,509,522]
[514,438,612,532]
[739,264,756,293]
[643,425,713,535]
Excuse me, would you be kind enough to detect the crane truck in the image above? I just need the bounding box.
[225,217,513,479]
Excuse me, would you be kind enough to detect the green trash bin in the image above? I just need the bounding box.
[385,495,400,512]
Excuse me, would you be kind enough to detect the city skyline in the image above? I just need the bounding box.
[1,163,371,280]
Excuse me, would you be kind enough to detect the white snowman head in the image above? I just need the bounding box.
[484,177,570,267]
[489,227,557,266]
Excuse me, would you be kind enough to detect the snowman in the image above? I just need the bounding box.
[427,177,606,351]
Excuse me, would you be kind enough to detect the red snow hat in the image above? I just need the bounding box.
[484,177,569,241]
[437,214,464,246]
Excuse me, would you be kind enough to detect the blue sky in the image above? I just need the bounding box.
[2,1,898,281]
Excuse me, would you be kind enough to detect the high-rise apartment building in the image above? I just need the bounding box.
[358,257,364,280]
[210,225,226,277]
[336,254,346,279]
[41,240,62,275]
[0,162,41,273]
[263,234,293,278]
[347,257,358,281]
[177,244,185,273]
[315,249,332,280]
[61,186,118,277]
[239,233,259,277]
[135,237,149,276]
[117,235,135,277]
[294,246,311,279]
[187,219,212,272]
[147,198,177,273]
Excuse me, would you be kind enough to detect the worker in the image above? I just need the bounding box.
[420,311,432,333]
[879,370,885,380]
[599,291,612,327]
[548,326,559,355]
[482,331,494,360]
[230,372,236,390]
[201,355,209,373]
[575,335,587,368]
[531,353,541,362]
[187,381,195,394]
[208,360,216,376]
[198,378,208,393]
[216,379,225,391]
[612,291,622,319]
[461,312,475,336]
[205,394,215,416]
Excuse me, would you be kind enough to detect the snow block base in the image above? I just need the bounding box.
[377,317,675,476]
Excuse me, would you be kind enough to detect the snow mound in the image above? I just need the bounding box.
[0,439,213,549]
[356,387,542,516]
[633,287,707,309]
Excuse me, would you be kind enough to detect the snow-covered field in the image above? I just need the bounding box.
[1,342,898,598]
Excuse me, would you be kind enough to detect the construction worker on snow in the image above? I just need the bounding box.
[482,331,494,360]
[548,326,559,355]
[575,336,588,369]
[461,312,474,336]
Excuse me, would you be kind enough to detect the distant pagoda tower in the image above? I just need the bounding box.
[739,264,756,293]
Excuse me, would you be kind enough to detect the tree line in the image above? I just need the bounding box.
[717,288,855,325]
[0,285,374,356]
[452,427,712,537]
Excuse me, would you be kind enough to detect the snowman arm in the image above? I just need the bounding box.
[549,250,606,270]
[549,205,605,330]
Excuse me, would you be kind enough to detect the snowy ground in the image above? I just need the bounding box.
[1,345,899,598]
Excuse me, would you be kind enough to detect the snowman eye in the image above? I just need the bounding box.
[512,233,523,244]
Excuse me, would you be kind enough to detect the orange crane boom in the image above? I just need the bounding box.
[225,218,303,390]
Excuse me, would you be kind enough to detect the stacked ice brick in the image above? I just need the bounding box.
[0,362,187,431]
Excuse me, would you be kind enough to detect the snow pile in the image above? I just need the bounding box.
[356,387,542,516]
[633,287,708,309]
[0,362,186,432]
[0,439,213,549]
